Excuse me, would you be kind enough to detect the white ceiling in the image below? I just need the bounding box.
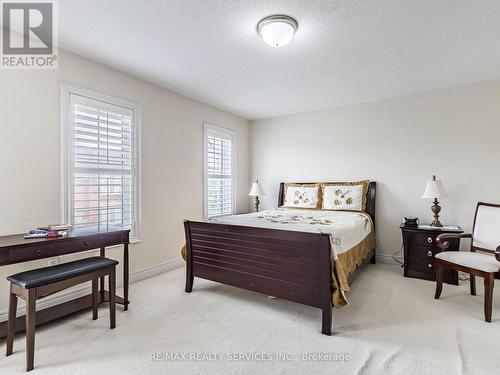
[56,0,500,120]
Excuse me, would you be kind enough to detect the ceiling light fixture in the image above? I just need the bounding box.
[257,15,298,48]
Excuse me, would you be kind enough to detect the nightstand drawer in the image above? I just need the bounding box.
[410,244,435,259]
[407,256,435,274]
[406,256,458,284]
[408,232,436,246]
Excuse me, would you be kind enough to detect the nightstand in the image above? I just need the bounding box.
[400,224,463,285]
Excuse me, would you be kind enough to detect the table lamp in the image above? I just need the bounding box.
[249,180,265,212]
[422,175,448,227]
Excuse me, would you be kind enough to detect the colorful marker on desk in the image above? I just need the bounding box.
[46,232,62,238]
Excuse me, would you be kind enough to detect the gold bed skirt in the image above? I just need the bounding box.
[330,231,375,307]
[180,230,375,308]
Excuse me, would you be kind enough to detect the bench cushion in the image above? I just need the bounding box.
[7,257,118,289]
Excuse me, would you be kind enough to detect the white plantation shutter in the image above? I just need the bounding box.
[204,124,234,218]
[65,91,139,238]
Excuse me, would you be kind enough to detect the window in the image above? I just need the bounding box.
[61,84,141,241]
[204,123,235,218]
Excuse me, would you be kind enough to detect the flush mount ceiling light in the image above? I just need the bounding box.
[257,15,298,48]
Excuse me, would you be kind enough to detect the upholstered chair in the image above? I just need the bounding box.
[434,202,500,322]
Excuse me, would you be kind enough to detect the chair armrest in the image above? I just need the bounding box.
[495,246,500,262]
[436,233,472,251]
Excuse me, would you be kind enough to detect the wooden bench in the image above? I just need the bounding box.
[5,256,118,371]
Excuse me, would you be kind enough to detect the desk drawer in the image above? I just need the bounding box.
[9,237,104,263]
[0,249,8,264]
[102,232,127,246]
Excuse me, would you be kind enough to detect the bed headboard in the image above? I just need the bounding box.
[277,181,377,227]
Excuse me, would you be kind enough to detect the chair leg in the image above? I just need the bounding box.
[92,279,98,320]
[25,289,36,371]
[109,268,116,329]
[470,274,476,296]
[6,290,18,356]
[434,262,444,299]
[484,274,494,323]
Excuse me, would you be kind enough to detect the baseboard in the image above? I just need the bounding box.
[0,258,184,322]
[376,254,404,266]
[130,258,183,284]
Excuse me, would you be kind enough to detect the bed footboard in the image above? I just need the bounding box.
[184,220,333,335]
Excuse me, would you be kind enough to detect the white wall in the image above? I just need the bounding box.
[250,81,500,260]
[0,50,249,312]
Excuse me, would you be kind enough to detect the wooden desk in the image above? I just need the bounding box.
[0,229,130,338]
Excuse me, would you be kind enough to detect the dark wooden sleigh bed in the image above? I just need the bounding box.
[183,181,376,335]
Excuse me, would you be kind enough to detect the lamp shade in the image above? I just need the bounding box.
[249,181,265,197]
[422,177,448,199]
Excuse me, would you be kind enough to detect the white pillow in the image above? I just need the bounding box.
[283,186,319,209]
[322,184,365,211]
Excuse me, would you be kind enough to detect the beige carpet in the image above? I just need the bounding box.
[2,263,500,375]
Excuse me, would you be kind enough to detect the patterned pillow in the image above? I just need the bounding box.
[283,184,320,209]
[321,181,369,211]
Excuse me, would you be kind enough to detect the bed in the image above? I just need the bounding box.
[183,181,376,335]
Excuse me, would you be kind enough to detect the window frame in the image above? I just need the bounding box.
[60,83,142,242]
[203,122,236,220]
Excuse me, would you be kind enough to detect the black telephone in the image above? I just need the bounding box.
[403,217,419,227]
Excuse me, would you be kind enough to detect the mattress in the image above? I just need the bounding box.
[209,208,372,259]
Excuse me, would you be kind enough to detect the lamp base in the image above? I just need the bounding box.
[254,196,260,212]
[430,219,443,227]
[430,198,443,227]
